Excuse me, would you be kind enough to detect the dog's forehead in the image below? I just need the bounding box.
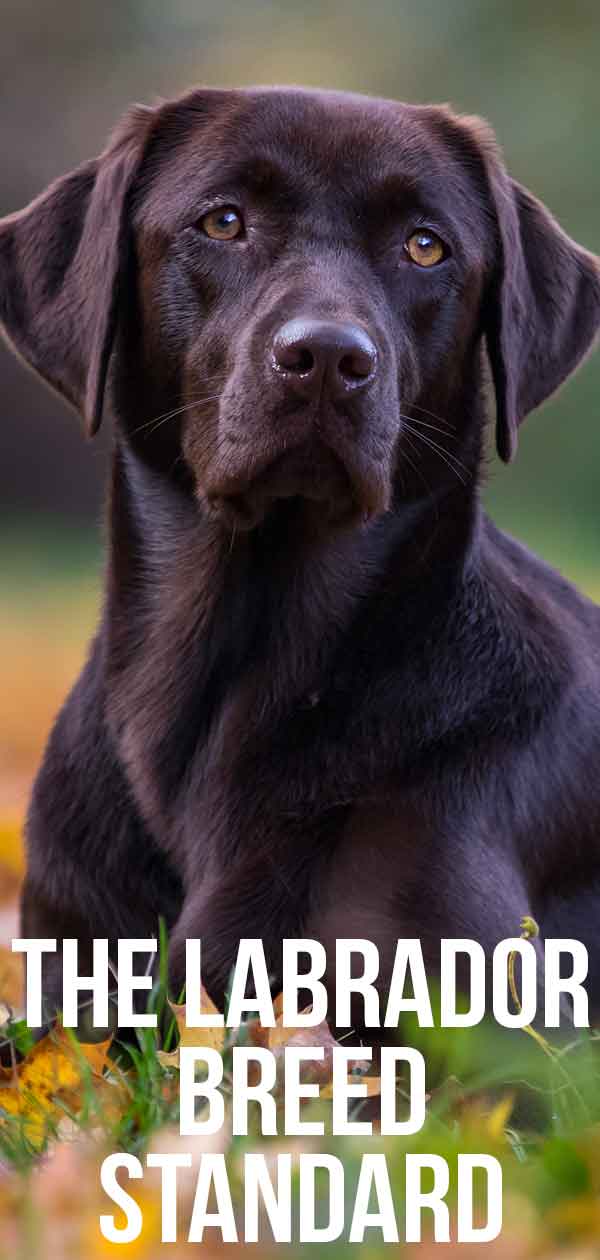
[138,88,487,232]
[213,88,429,160]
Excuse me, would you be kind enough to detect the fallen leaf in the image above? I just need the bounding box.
[0,1025,112,1149]
[251,1003,372,1084]
[320,1073,382,1101]
[157,986,225,1068]
[160,991,380,1099]
[486,1093,515,1141]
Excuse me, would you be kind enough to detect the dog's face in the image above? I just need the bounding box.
[1,87,599,535]
[132,90,491,531]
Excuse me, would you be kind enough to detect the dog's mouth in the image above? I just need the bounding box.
[204,440,371,532]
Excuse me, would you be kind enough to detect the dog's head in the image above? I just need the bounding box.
[1,87,599,532]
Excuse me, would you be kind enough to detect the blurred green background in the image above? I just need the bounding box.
[1,0,599,813]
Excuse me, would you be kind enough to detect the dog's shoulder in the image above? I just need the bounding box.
[480,515,600,643]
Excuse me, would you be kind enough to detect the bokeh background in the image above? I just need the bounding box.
[1,0,600,824]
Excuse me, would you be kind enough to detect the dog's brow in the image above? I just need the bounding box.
[364,170,425,210]
[224,155,298,199]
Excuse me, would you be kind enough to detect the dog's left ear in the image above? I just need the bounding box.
[0,105,155,436]
[484,169,600,463]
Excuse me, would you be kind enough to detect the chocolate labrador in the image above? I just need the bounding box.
[1,87,600,1024]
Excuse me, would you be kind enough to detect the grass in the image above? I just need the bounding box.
[2,922,600,1255]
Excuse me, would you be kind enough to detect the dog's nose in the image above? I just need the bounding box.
[271,318,377,400]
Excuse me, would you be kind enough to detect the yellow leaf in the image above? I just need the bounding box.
[157,990,375,1106]
[486,1093,514,1141]
[155,1047,180,1070]
[320,1074,382,1101]
[0,1025,112,1149]
[157,989,225,1069]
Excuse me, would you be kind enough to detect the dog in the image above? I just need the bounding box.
[1,86,600,1028]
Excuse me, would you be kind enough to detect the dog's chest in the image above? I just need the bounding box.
[202,665,389,820]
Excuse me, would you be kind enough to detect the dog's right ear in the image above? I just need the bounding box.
[0,105,155,435]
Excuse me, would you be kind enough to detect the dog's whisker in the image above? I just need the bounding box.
[402,431,467,486]
[399,399,455,430]
[406,438,468,485]
[399,413,458,442]
[397,435,441,559]
[401,421,470,485]
[146,397,224,438]
[130,402,198,438]
[401,432,435,500]
[131,389,226,438]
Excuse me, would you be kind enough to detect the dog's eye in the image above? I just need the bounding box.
[405,229,446,267]
[199,207,244,240]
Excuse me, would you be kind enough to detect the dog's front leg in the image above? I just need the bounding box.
[168,849,309,1011]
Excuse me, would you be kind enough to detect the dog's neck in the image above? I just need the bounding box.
[106,437,482,684]
[101,433,482,833]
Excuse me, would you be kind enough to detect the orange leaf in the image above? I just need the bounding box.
[157,987,225,1068]
[157,990,380,1101]
[0,1025,112,1149]
[266,1003,372,1084]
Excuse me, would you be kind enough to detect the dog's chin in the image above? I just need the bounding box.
[208,490,360,534]
[203,445,374,534]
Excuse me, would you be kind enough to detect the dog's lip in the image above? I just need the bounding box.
[209,490,361,534]
[203,441,366,531]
